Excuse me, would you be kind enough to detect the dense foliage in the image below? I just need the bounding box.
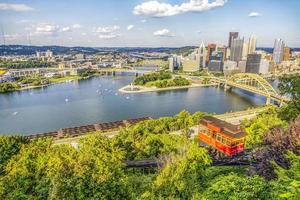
[133,71,172,85]
[0,82,20,93]
[252,118,300,180]
[0,60,51,69]
[18,75,50,86]
[242,106,287,148]
[151,76,190,88]
[278,73,300,121]
[133,72,190,88]
[78,68,98,78]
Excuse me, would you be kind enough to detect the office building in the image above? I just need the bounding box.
[45,50,53,58]
[259,59,270,74]
[208,60,223,72]
[273,38,285,64]
[206,43,217,63]
[238,60,247,73]
[248,35,257,54]
[246,54,261,73]
[246,53,269,74]
[216,46,227,62]
[283,47,290,61]
[223,60,240,76]
[230,37,244,62]
[169,57,174,72]
[228,32,239,48]
[196,42,206,69]
[242,41,249,59]
[182,59,200,72]
[75,53,86,60]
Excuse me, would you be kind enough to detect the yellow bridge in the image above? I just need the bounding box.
[208,73,290,105]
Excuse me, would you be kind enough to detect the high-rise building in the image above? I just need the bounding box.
[228,32,239,48]
[216,46,227,62]
[45,50,53,58]
[169,57,174,72]
[206,43,217,63]
[246,53,269,74]
[230,37,244,62]
[248,35,257,54]
[169,55,181,72]
[273,38,285,64]
[242,41,249,59]
[246,54,261,73]
[196,42,206,70]
[208,60,223,72]
[283,47,290,61]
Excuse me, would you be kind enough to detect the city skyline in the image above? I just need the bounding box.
[0,0,300,47]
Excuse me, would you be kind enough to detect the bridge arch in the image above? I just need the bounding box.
[227,73,278,96]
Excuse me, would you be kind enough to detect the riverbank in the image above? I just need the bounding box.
[0,75,83,93]
[119,83,218,93]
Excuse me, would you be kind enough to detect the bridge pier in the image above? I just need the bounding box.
[266,96,271,105]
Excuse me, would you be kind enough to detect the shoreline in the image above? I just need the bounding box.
[118,83,218,93]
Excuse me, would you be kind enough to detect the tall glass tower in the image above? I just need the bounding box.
[273,39,285,64]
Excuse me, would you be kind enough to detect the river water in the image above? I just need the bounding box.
[0,74,267,135]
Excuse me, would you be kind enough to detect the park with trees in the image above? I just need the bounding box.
[133,71,191,88]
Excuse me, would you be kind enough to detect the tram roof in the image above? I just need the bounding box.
[200,116,245,139]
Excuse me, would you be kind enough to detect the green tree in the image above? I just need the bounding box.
[0,139,52,199]
[141,143,211,200]
[278,73,300,121]
[272,152,300,200]
[202,173,275,200]
[243,106,287,148]
[0,136,28,174]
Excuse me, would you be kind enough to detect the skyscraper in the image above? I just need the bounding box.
[230,37,244,62]
[248,35,257,54]
[196,42,206,69]
[206,43,217,63]
[242,41,249,59]
[228,32,239,48]
[246,54,261,73]
[283,47,290,61]
[273,38,285,64]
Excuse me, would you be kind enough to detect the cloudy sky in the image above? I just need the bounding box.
[0,0,299,47]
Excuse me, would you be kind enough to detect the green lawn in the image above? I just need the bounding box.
[49,75,81,83]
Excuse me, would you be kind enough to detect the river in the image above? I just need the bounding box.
[0,74,267,135]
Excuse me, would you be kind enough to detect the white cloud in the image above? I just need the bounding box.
[81,32,87,36]
[98,34,120,39]
[61,27,72,32]
[127,25,134,31]
[141,19,147,23]
[94,25,121,39]
[94,25,120,34]
[4,34,21,41]
[248,12,261,17]
[153,29,175,37]
[72,24,82,29]
[18,19,32,24]
[133,0,227,17]
[34,24,60,36]
[0,3,34,12]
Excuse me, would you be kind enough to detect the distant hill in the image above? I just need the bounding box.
[0,45,299,56]
[0,45,179,56]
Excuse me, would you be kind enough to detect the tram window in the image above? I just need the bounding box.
[216,134,221,142]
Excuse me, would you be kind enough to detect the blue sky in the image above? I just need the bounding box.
[0,0,299,47]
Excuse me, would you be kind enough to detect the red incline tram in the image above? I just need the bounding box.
[198,116,246,156]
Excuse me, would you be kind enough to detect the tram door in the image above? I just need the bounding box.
[210,131,216,147]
